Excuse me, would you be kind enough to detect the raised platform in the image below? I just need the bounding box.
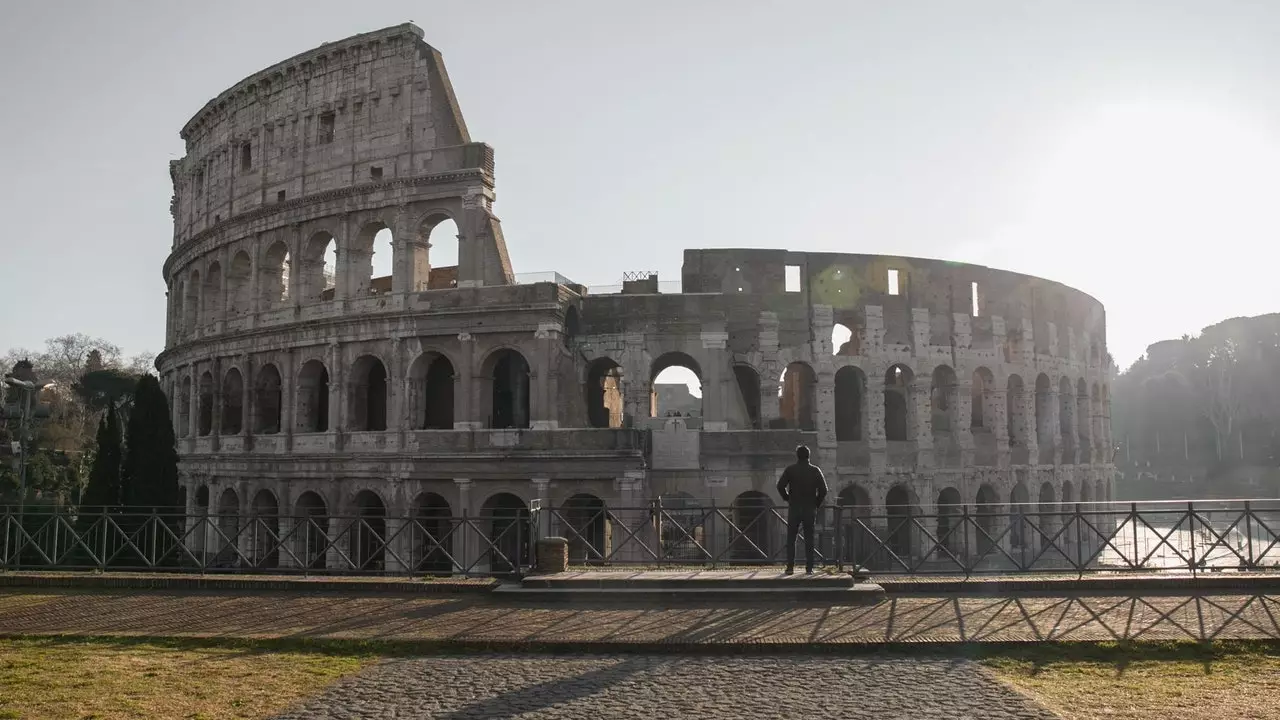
[494,570,885,605]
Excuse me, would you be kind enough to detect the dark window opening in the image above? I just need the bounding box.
[491,351,531,429]
[370,166,383,181]
[277,190,286,202]
[733,365,761,429]
[318,112,335,144]
[422,356,455,430]
[241,143,252,171]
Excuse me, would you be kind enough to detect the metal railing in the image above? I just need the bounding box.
[5,499,1280,577]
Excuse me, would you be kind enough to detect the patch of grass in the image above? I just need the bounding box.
[0,637,368,719]
[980,641,1280,719]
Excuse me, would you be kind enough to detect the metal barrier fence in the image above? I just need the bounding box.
[5,500,1280,577]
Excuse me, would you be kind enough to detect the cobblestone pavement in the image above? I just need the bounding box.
[0,590,1278,644]
[272,654,1058,719]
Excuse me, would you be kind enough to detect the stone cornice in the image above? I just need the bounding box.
[164,169,492,278]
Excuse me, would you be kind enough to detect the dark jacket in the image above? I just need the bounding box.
[776,461,828,510]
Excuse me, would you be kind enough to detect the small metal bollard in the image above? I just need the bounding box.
[536,537,569,574]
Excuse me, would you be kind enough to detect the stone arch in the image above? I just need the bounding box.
[420,212,460,290]
[885,484,919,560]
[296,360,330,433]
[220,367,244,435]
[931,365,958,434]
[482,348,531,429]
[227,251,253,316]
[732,364,761,429]
[560,493,609,562]
[1009,481,1030,550]
[409,351,455,430]
[250,488,279,569]
[837,484,872,566]
[780,362,816,430]
[936,486,963,557]
[480,492,531,574]
[975,483,1001,555]
[293,491,329,570]
[253,363,282,434]
[348,354,389,431]
[587,357,624,429]
[411,492,453,573]
[351,221,393,297]
[353,489,388,571]
[215,487,240,566]
[259,240,291,308]
[650,351,702,418]
[1034,373,1053,447]
[301,231,337,303]
[183,270,200,333]
[884,364,914,441]
[1007,374,1026,446]
[835,366,866,441]
[731,490,775,562]
[971,367,995,430]
[178,375,192,438]
[203,261,223,325]
[197,371,214,436]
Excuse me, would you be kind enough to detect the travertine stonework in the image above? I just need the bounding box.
[156,23,1114,571]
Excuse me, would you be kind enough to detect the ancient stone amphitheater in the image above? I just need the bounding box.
[156,23,1115,571]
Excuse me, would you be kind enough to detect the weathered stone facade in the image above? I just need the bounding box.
[156,23,1115,568]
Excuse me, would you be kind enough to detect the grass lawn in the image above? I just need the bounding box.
[981,641,1280,719]
[0,637,368,719]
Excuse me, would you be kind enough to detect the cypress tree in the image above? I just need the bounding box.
[122,375,180,511]
[82,409,123,509]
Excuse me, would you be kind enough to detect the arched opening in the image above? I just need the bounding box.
[1091,383,1102,448]
[1059,376,1075,455]
[650,352,702,418]
[561,494,608,562]
[173,281,185,338]
[834,366,865,441]
[832,323,858,356]
[250,489,279,569]
[1007,374,1026,446]
[931,365,958,435]
[1077,378,1091,450]
[178,376,192,438]
[227,251,252,316]
[1038,481,1058,553]
[253,364,282,434]
[1080,481,1093,504]
[836,484,872,567]
[410,352,455,430]
[486,350,530,429]
[301,231,337,303]
[203,262,222,326]
[296,360,330,433]
[197,371,214,436]
[480,492,530,574]
[1009,482,1030,550]
[657,492,703,561]
[936,487,963,559]
[731,491,774,562]
[215,488,239,567]
[294,491,329,570]
[422,215,460,290]
[733,364,762,429]
[220,368,244,435]
[586,358,624,429]
[885,485,917,561]
[260,240,291,308]
[353,490,387,571]
[192,484,210,558]
[184,270,200,333]
[411,493,453,574]
[884,364,914,441]
[349,355,388,431]
[563,306,580,349]
[975,484,1000,556]
[1034,373,1053,447]
[971,367,994,430]
[780,362,816,430]
[350,222,393,297]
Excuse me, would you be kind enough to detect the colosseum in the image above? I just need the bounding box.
[156,23,1116,572]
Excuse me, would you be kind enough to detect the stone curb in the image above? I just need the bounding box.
[878,574,1280,594]
[0,573,497,595]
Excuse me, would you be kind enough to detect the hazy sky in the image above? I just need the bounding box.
[2,0,1278,370]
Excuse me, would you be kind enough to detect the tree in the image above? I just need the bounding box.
[82,410,123,509]
[121,375,180,511]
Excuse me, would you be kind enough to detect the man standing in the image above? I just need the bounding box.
[776,444,828,575]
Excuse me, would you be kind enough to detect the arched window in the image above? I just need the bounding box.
[409,352,455,430]
[220,368,244,434]
[650,352,702,419]
[931,365,958,434]
[1007,374,1026,445]
[259,240,291,307]
[971,367,994,430]
[485,350,531,429]
[296,360,330,432]
[352,222,394,297]
[353,490,387,571]
[254,364,282,434]
[421,214,460,290]
[227,251,252,316]
[349,355,388,431]
[250,489,279,568]
[587,358,624,429]
[184,270,201,333]
[197,371,214,436]
[1034,373,1053,446]
[884,364,914,441]
[293,491,329,569]
[780,362,816,430]
[834,366,865,441]
[412,493,453,573]
[301,231,336,303]
[178,376,192,438]
[203,262,222,326]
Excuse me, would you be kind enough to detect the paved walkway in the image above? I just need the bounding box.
[271,654,1059,719]
[1,588,1278,645]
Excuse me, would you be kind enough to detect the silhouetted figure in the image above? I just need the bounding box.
[776,444,828,575]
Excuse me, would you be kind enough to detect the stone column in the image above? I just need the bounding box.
[210,357,222,451]
[1045,386,1061,463]
[911,376,932,451]
[758,312,781,423]
[531,323,560,429]
[1021,382,1038,460]
[334,213,351,304]
[701,330,728,431]
[532,478,552,539]
[454,479,480,573]
[621,332,649,423]
[328,342,343,446]
[455,333,479,429]
[188,364,200,441]
[241,354,253,442]
[283,350,295,451]
[288,223,304,309]
[389,337,405,450]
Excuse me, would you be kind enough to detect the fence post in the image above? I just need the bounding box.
[1244,500,1255,570]
[709,498,718,570]
[834,504,843,572]
[1131,502,1140,571]
[1187,501,1197,576]
[962,505,971,579]
[1074,503,1083,577]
